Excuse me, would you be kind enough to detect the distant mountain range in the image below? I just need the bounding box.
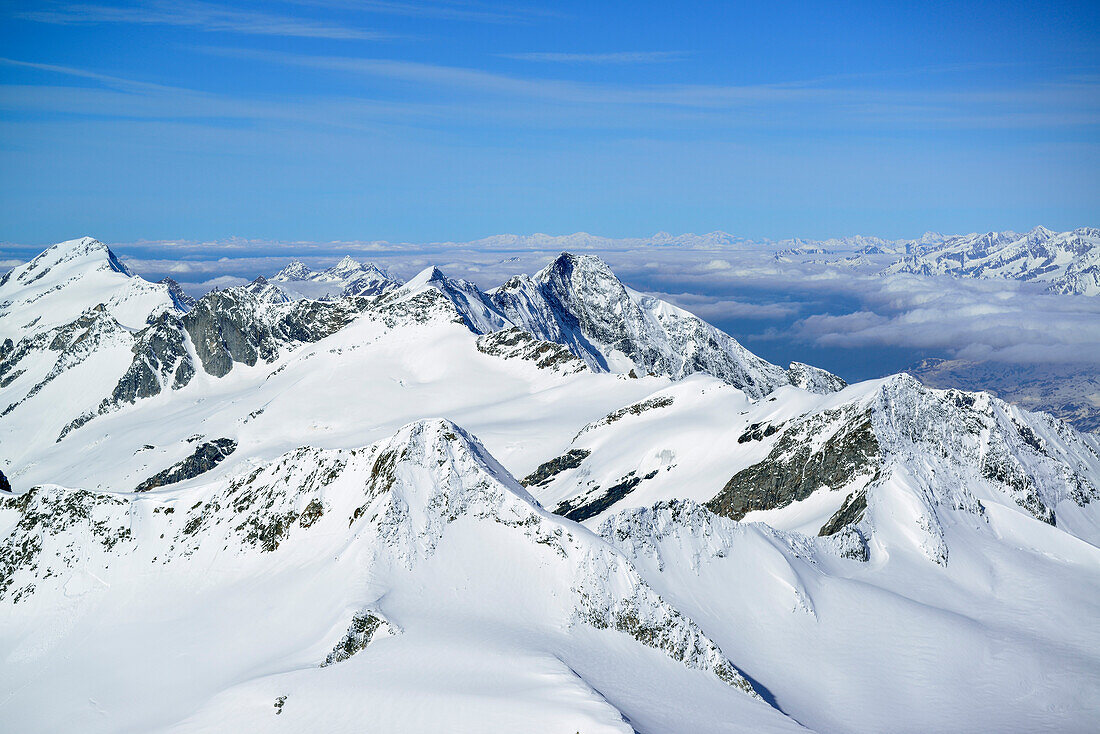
[375,225,1100,297]
[881,226,1100,296]
[270,255,401,299]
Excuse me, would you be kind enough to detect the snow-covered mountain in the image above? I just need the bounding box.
[1,419,801,733]
[270,256,402,299]
[371,252,840,398]
[882,226,1100,295]
[2,236,1099,733]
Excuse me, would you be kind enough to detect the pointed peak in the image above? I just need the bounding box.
[18,236,133,280]
[327,255,364,276]
[375,418,533,502]
[535,251,621,287]
[241,276,291,304]
[158,277,197,311]
[272,260,313,281]
[405,265,448,289]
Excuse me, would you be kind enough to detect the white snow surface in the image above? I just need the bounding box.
[1,237,1099,733]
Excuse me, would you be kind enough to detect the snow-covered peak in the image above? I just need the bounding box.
[494,251,798,396]
[534,251,624,296]
[25,236,133,278]
[0,236,175,340]
[327,255,364,278]
[157,277,196,311]
[395,266,510,332]
[271,260,313,281]
[269,258,401,300]
[0,417,769,730]
[403,265,448,290]
[342,263,400,298]
[787,361,848,393]
[241,275,292,304]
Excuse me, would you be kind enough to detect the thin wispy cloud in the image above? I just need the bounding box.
[285,0,558,24]
[3,2,1097,248]
[500,51,685,64]
[17,1,390,40]
[197,47,1100,130]
[0,57,186,94]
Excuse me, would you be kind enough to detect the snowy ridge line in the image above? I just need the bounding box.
[533,372,1100,567]
[0,418,763,700]
[0,238,846,454]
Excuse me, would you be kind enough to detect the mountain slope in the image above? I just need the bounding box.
[4,236,1099,733]
[0,419,802,734]
[531,374,1100,547]
[393,252,843,398]
[0,236,176,341]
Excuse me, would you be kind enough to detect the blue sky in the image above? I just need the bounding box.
[1,0,1098,245]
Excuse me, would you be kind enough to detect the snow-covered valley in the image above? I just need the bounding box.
[2,238,1099,733]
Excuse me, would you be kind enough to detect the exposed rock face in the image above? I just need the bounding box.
[341,264,401,297]
[575,395,675,439]
[476,327,587,375]
[521,449,591,488]
[135,438,238,492]
[818,489,869,537]
[182,290,279,378]
[242,276,292,304]
[705,374,1100,560]
[554,468,660,522]
[158,277,197,310]
[489,253,797,398]
[168,287,369,380]
[707,407,880,521]
[108,312,196,407]
[321,610,396,666]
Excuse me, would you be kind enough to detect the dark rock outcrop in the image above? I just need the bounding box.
[477,327,587,374]
[554,469,659,522]
[108,312,196,407]
[707,408,880,521]
[321,611,389,667]
[819,488,869,536]
[135,438,238,492]
[520,449,591,487]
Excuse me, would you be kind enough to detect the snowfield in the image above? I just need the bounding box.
[1,238,1098,733]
